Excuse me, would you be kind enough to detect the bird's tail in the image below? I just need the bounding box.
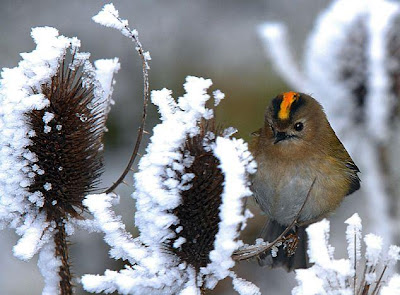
[258,219,309,272]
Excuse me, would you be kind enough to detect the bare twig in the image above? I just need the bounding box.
[357,265,371,295]
[232,178,317,261]
[371,265,388,295]
[103,13,150,194]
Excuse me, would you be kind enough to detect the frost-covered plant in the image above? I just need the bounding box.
[292,213,400,295]
[81,76,260,295]
[0,27,119,294]
[92,3,151,194]
[258,0,400,244]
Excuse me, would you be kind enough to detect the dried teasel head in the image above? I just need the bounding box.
[26,53,110,222]
[82,77,258,295]
[0,27,119,261]
[168,119,225,271]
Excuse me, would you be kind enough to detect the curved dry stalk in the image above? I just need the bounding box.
[232,178,316,261]
[104,13,150,194]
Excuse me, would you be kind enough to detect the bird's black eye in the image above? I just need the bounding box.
[294,122,304,131]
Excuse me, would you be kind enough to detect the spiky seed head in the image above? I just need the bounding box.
[26,52,109,222]
[168,119,224,271]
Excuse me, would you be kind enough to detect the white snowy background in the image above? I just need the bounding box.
[1,1,396,294]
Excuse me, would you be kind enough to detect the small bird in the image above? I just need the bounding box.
[250,91,360,271]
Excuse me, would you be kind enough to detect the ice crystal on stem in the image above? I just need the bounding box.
[292,213,400,295]
[82,76,260,295]
[0,27,119,294]
[258,0,400,245]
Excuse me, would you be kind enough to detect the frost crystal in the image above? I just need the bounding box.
[213,89,225,106]
[82,76,258,295]
[292,214,400,295]
[364,233,383,267]
[92,3,130,36]
[345,213,362,267]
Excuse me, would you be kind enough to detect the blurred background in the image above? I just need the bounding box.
[0,0,391,294]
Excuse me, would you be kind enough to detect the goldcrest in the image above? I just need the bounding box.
[250,92,360,271]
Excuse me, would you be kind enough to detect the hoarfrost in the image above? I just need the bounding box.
[0,25,118,294]
[82,76,257,294]
[292,214,400,295]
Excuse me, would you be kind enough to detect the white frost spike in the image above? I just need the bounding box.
[92,3,130,36]
[143,51,151,61]
[230,273,261,295]
[364,233,383,267]
[42,112,55,124]
[201,137,255,286]
[386,245,400,266]
[94,58,120,112]
[213,89,225,106]
[306,219,331,266]
[13,213,50,260]
[345,213,362,267]
[38,241,62,295]
[83,193,144,263]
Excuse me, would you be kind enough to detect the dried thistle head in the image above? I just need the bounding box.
[26,53,108,222]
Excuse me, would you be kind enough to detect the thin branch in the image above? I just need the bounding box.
[104,13,150,194]
[371,265,388,295]
[232,178,317,261]
[357,265,371,295]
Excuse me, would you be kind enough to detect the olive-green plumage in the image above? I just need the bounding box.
[250,92,360,271]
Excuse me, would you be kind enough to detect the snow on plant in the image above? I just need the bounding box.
[292,213,400,295]
[0,26,119,294]
[258,0,400,245]
[92,3,151,69]
[82,76,260,295]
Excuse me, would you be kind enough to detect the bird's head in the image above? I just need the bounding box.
[264,92,328,146]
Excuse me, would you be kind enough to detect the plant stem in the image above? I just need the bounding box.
[371,265,387,295]
[104,11,149,194]
[55,220,72,295]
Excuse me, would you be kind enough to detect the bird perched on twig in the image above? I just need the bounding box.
[250,91,360,271]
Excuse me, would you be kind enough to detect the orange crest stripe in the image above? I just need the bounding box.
[278,91,300,120]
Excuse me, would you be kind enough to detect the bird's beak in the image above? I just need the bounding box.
[274,131,288,144]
